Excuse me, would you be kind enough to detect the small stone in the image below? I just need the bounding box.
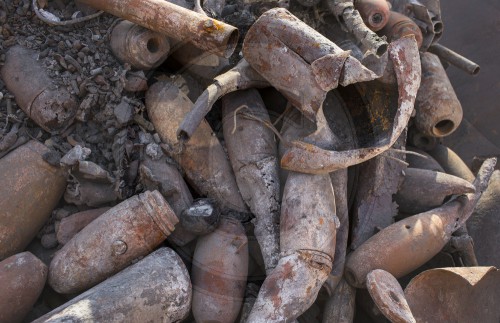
[145,143,163,160]
[180,198,220,235]
[41,233,58,249]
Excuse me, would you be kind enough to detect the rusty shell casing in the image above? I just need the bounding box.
[56,207,110,245]
[1,46,77,133]
[77,0,238,58]
[146,80,248,213]
[222,89,280,274]
[34,248,191,323]
[428,144,475,182]
[378,11,423,49]
[0,140,66,260]
[354,0,391,31]
[0,252,47,323]
[110,20,170,70]
[191,217,248,323]
[48,190,178,294]
[414,52,463,137]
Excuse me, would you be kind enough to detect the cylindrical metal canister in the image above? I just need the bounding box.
[0,140,66,260]
[1,46,77,133]
[378,11,423,48]
[0,252,48,323]
[48,190,178,294]
[34,248,191,322]
[110,20,171,70]
[191,217,248,323]
[56,207,111,245]
[354,0,391,31]
[414,52,463,137]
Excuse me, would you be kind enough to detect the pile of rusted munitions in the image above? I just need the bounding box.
[1,0,499,322]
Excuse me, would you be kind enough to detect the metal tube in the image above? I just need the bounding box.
[428,43,480,75]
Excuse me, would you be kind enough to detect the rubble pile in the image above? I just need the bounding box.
[0,0,499,322]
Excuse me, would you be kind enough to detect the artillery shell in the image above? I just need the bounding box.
[0,140,66,260]
[0,252,47,323]
[428,144,475,182]
[110,20,170,70]
[406,147,444,172]
[191,217,248,323]
[146,80,248,213]
[354,0,391,31]
[49,190,178,294]
[396,168,476,214]
[379,11,423,48]
[414,52,463,137]
[322,279,356,323]
[222,89,280,273]
[1,46,77,133]
[56,207,110,245]
[34,248,191,322]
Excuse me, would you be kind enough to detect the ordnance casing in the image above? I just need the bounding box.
[56,207,110,245]
[77,0,239,58]
[34,248,192,322]
[414,52,463,137]
[191,217,248,323]
[110,20,170,70]
[406,147,444,172]
[146,80,248,213]
[49,190,178,294]
[354,0,390,31]
[0,140,66,260]
[1,46,77,133]
[322,279,356,323]
[428,144,475,182]
[0,252,48,323]
[379,11,423,48]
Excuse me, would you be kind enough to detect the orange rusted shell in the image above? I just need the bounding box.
[379,11,423,48]
[49,191,178,294]
[354,0,391,31]
[0,140,66,260]
[56,207,110,245]
[191,217,248,322]
[405,267,500,322]
[0,252,47,323]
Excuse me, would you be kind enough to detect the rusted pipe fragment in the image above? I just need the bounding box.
[280,36,421,174]
[222,89,280,274]
[0,140,66,260]
[0,252,47,323]
[345,158,497,288]
[35,248,191,322]
[49,190,178,294]
[405,267,500,322]
[146,80,248,213]
[415,52,463,137]
[56,207,110,245]
[428,144,475,182]
[354,0,390,31]
[177,59,268,141]
[379,11,423,48]
[77,0,239,58]
[1,46,77,133]
[191,218,248,323]
[395,168,476,214]
[110,20,170,70]
[322,278,356,323]
[366,269,416,323]
[429,43,480,75]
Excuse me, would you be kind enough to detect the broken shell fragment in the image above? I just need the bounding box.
[191,217,248,323]
[49,190,178,294]
[1,46,77,133]
[379,11,423,48]
[34,248,192,322]
[366,269,416,323]
[110,20,170,70]
[0,140,67,260]
[354,0,391,31]
[180,198,220,235]
[414,52,463,137]
[405,267,500,322]
[0,252,48,323]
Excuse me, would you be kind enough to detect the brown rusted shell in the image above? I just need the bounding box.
[428,144,475,182]
[34,248,192,322]
[1,46,77,133]
[146,80,247,213]
[56,207,110,245]
[415,52,463,137]
[0,140,66,260]
[0,252,47,323]
[379,11,423,48]
[110,20,170,70]
[48,190,178,294]
[191,218,248,323]
[405,267,500,322]
[78,0,239,58]
[354,0,391,31]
